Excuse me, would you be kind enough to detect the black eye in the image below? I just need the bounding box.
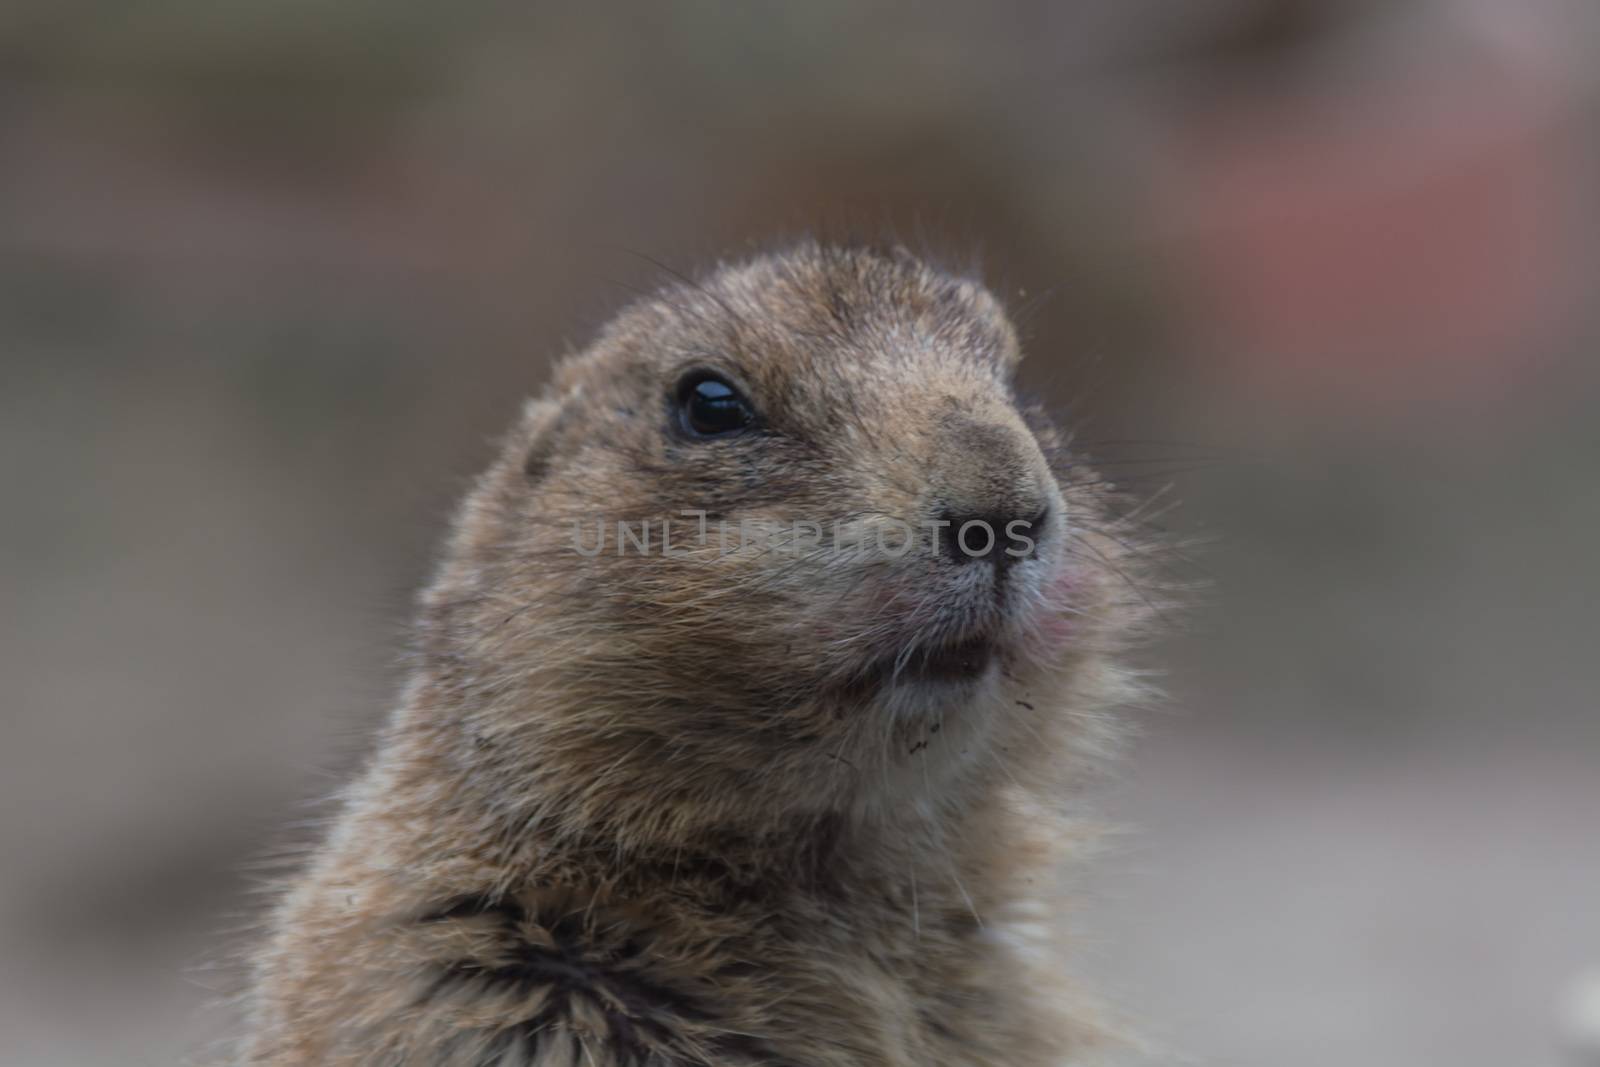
[677,371,755,438]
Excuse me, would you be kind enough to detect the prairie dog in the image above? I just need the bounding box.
[241,243,1151,1065]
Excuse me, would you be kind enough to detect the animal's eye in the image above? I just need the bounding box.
[677,371,755,438]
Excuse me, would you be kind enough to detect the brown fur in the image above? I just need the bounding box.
[239,243,1155,1065]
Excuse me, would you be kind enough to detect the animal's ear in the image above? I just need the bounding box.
[519,397,564,480]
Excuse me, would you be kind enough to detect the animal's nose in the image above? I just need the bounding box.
[928,409,1052,569]
[938,505,1049,568]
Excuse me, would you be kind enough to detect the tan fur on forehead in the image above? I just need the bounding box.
[550,243,1019,400]
[238,241,1160,1066]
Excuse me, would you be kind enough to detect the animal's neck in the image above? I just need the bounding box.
[378,679,1004,910]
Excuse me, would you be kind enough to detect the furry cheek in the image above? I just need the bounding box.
[1026,563,1083,657]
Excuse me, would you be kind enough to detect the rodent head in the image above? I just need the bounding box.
[418,243,1136,850]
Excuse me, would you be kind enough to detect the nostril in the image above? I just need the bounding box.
[939,506,1048,567]
[938,512,992,566]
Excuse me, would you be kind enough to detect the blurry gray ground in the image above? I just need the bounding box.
[1094,711,1600,1067]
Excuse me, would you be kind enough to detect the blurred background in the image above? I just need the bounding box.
[2,2,1597,1064]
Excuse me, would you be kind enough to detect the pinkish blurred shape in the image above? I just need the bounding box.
[1150,2,1587,423]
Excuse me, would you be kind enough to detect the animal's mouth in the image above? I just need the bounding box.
[911,633,997,681]
[854,632,999,689]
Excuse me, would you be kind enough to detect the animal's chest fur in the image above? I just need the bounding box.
[402,880,1027,1067]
